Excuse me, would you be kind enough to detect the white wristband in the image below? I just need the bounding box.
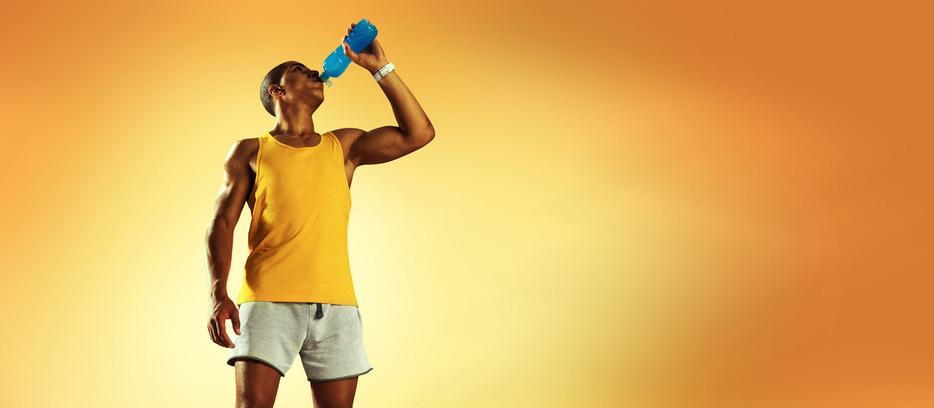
[373,62,395,82]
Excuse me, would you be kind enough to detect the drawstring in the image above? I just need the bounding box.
[313,302,324,319]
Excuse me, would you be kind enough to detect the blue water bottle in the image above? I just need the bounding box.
[319,18,379,87]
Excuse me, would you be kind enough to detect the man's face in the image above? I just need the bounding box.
[277,61,324,107]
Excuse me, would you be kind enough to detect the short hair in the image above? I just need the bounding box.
[260,61,294,117]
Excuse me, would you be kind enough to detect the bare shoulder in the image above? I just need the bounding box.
[226,137,260,171]
[331,128,366,145]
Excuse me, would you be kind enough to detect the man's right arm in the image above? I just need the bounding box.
[204,139,252,347]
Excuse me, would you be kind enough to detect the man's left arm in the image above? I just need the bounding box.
[340,29,435,166]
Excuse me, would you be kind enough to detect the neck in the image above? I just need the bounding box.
[273,103,319,137]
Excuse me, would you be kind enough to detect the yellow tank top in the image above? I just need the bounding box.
[237,130,358,306]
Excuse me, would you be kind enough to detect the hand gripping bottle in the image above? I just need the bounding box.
[319,18,379,87]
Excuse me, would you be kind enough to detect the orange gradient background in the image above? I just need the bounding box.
[1,1,932,407]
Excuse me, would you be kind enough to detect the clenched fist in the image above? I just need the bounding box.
[342,22,389,74]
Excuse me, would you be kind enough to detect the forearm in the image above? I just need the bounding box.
[370,66,434,137]
[205,220,234,300]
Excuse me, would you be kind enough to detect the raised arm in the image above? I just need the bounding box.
[204,139,253,348]
[340,24,435,166]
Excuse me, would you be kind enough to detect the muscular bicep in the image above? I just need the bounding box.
[346,125,431,166]
[211,140,253,229]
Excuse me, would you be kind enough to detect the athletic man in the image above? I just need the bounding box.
[205,22,434,408]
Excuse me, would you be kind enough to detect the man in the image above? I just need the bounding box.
[205,22,434,408]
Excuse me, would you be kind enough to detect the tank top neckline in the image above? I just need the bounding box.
[265,130,332,150]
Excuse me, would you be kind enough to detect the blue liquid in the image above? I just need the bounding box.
[319,18,379,87]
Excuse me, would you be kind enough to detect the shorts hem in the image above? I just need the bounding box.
[227,355,287,377]
[308,367,374,383]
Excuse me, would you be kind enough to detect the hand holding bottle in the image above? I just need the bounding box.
[342,22,389,74]
[319,18,383,86]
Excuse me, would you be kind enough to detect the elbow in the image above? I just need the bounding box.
[408,127,434,146]
[421,126,435,144]
[208,217,235,236]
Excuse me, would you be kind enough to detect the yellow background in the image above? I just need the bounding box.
[1,0,931,406]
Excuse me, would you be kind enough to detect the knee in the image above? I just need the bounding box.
[312,394,355,408]
[236,391,275,408]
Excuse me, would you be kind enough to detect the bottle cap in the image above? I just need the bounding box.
[320,72,333,87]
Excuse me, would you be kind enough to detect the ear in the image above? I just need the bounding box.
[267,83,284,98]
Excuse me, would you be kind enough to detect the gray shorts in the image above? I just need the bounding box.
[226,301,374,382]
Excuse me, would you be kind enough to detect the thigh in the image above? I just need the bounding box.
[310,377,359,408]
[235,359,282,408]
